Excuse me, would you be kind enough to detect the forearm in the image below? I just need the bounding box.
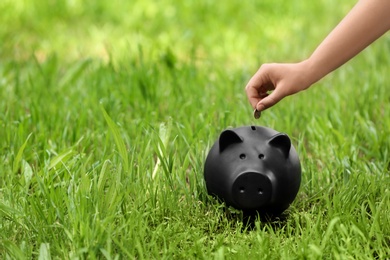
[305,0,390,84]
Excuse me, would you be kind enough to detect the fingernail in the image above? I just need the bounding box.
[256,103,265,111]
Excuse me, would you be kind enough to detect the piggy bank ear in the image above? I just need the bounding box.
[219,129,243,152]
[268,133,291,158]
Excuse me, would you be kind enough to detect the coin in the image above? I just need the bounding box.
[253,109,261,119]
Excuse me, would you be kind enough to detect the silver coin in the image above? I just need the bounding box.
[253,109,261,119]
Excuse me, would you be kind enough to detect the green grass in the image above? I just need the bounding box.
[1,0,390,259]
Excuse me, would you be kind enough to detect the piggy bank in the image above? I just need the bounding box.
[204,125,301,215]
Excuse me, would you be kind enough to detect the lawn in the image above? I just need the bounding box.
[1,0,389,259]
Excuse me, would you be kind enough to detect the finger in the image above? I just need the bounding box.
[259,92,269,99]
[245,83,262,109]
[256,88,284,111]
[245,73,270,109]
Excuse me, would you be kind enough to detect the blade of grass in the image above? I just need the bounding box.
[12,133,32,174]
[100,104,129,172]
[152,119,172,180]
[1,240,26,260]
[38,243,51,260]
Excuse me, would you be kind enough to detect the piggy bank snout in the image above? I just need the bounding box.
[231,172,272,210]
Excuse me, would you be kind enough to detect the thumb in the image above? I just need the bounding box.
[256,88,284,111]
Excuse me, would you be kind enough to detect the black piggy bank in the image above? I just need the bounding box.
[204,125,301,215]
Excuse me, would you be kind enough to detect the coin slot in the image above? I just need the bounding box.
[258,154,265,159]
[239,153,246,159]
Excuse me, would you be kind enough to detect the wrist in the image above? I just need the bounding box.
[300,58,323,87]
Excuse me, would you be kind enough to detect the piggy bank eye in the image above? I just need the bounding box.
[239,153,246,159]
[258,154,265,159]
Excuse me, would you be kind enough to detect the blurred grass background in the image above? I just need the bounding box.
[1,0,390,258]
[1,0,353,64]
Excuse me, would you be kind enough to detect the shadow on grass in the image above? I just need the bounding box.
[242,209,291,232]
[217,203,291,232]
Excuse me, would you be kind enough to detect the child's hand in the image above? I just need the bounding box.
[245,0,390,113]
[245,61,313,112]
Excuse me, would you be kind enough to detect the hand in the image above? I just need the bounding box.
[245,61,314,111]
[245,0,390,113]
